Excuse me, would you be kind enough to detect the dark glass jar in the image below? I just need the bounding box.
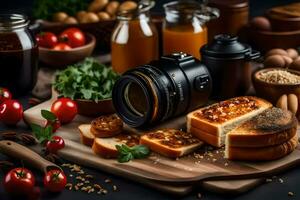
[0,14,38,97]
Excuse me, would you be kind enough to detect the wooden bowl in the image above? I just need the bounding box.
[39,33,96,68]
[266,3,300,32]
[246,27,300,53]
[75,98,115,117]
[252,68,300,104]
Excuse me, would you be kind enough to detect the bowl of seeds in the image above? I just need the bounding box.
[253,68,300,104]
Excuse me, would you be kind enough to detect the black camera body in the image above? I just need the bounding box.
[112,53,212,128]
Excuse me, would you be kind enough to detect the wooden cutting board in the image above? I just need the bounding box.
[23,99,300,195]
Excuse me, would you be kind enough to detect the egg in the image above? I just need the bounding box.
[289,59,300,71]
[106,1,120,16]
[97,12,111,20]
[286,48,299,60]
[250,16,272,31]
[263,55,286,68]
[53,12,68,22]
[265,48,288,58]
[282,55,293,67]
[119,1,138,12]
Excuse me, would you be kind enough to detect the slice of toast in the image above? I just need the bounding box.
[90,114,123,138]
[92,130,140,159]
[140,129,203,158]
[78,124,95,147]
[225,134,299,161]
[187,96,272,147]
[226,107,298,148]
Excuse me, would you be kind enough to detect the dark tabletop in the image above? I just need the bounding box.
[0,96,299,200]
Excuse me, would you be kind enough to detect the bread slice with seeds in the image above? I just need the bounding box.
[140,129,203,158]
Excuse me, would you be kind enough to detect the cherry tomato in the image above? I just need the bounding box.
[0,100,23,125]
[43,170,67,192]
[36,32,58,48]
[59,28,86,48]
[46,136,65,153]
[46,119,61,133]
[51,98,77,124]
[0,88,12,104]
[4,168,35,196]
[52,43,72,51]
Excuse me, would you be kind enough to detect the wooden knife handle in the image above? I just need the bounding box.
[0,140,60,173]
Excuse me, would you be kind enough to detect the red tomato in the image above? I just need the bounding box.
[4,168,35,196]
[36,32,58,48]
[0,100,23,125]
[52,43,72,51]
[43,170,67,192]
[46,119,61,133]
[51,98,77,124]
[59,28,86,48]
[0,88,12,104]
[46,136,65,153]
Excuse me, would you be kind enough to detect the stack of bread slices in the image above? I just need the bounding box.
[187,96,299,161]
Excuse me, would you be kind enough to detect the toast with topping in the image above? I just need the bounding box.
[226,107,298,148]
[90,114,123,138]
[187,96,272,147]
[140,129,203,158]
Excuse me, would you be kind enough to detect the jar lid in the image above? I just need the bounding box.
[208,0,248,9]
[200,34,252,60]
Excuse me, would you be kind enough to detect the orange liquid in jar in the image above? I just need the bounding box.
[111,19,158,74]
[163,26,208,59]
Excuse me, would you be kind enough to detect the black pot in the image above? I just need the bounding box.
[200,34,260,99]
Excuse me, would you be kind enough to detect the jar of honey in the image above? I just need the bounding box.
[163,0,219,59]
[111,1,158,74]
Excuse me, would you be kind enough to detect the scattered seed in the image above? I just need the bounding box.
[86,175,94,179]
[197,193,202,199]
[65,183,73,190]
[113,185,117,191]
[74,185,79,191]
[266,178,272,183]
[105,179,112,183]
[94,184,102,190]
[288,192,294,196]
[85,180,90,184]
[101,189,108,195]
[279,178,284,183]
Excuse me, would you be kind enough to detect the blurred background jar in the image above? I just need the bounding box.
[111,0,158,74]
[0,14,38,97]
[162,0,219,59]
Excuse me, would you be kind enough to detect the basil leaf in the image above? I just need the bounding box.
[41,110,57,121]
[118,153,134,163]
[131,145,150,159]
[116,144,151,163]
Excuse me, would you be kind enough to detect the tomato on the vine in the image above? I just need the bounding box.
[46,136,65,153]
[43,170,67,192]
[59,28,86,48]
[51,98,77,124]
[0,100,23,125]
[3,168,35,196]
[0,88,12,104]
[52,43,72,51]
[36,32,58,48]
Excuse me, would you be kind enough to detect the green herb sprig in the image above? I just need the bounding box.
[30,110,57,144]
[54,58,119,102]
[116,144,151,163]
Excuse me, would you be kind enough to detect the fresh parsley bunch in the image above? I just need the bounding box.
[54,58,119,102]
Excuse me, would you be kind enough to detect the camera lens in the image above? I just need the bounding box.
[112,53,212,128]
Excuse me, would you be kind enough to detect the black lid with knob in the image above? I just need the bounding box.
[200,34,260,60]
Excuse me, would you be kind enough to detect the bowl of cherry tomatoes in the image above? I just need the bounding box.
[37,28,96,68]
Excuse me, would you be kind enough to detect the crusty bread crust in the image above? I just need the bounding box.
[189,126,222,147]
[90,114,123,138]
[92,138,119,158]
[225,134,299,161]
[78,124,95,147]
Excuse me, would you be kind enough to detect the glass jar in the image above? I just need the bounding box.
[0,14,38,97]
[111,0,158,74]
[163,0,219,59]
